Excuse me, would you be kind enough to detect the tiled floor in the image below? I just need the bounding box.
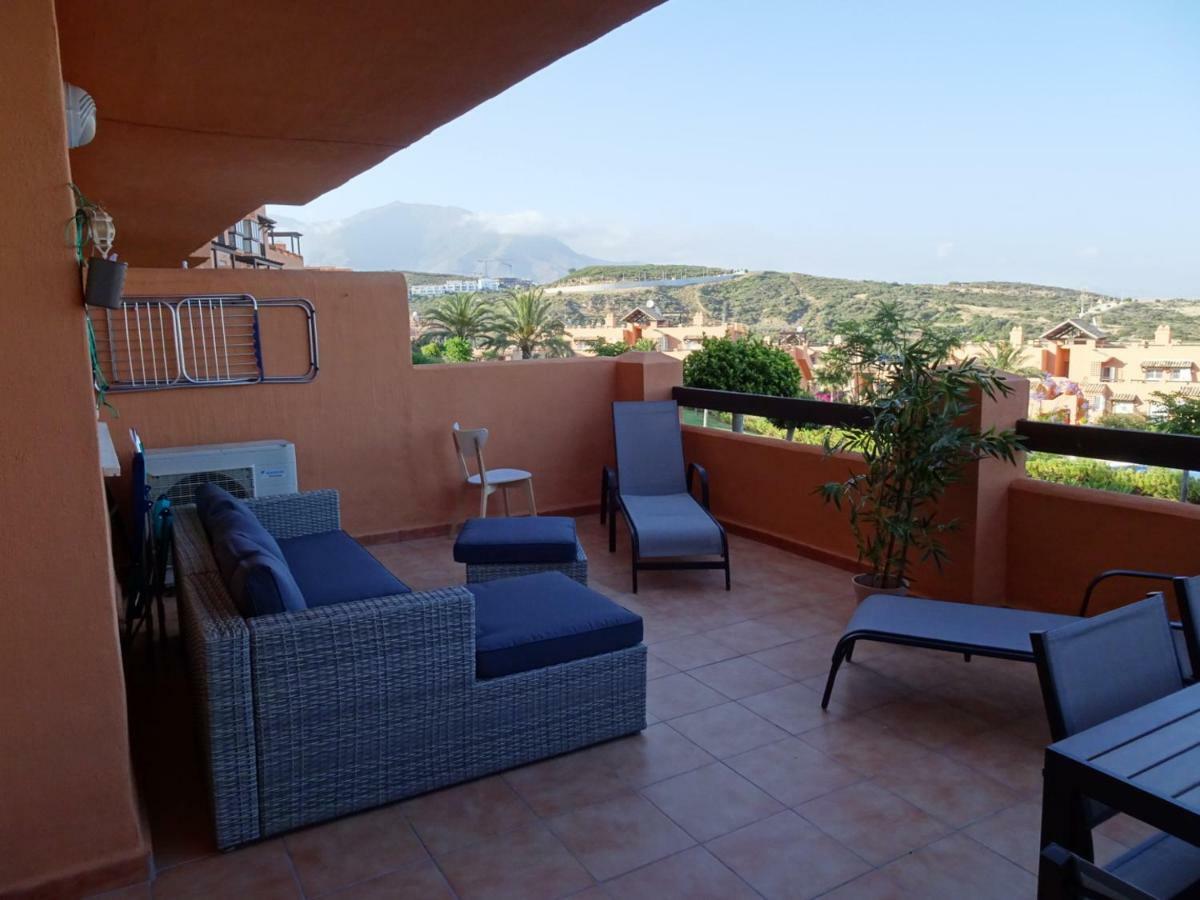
[100,517,1148,899]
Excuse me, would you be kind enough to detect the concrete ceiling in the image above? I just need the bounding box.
[57,0,662,266]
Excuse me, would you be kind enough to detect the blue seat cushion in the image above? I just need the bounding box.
[278,530,411,608]
[196,484,286,568]
[469,571,643,678]
[227,547,307,618]
[453,516,578,565]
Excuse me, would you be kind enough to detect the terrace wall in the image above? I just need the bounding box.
[1006,479,1200,615]
[109,268,620,539]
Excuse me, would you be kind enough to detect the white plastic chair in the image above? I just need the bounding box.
[452,422,536,518]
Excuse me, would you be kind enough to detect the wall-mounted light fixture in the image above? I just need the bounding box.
[64,82,97,149]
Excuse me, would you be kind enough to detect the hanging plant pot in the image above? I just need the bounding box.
[851,572,909,605]
[84,257,127,309]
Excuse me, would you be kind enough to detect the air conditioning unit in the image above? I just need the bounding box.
[143,440,298,506]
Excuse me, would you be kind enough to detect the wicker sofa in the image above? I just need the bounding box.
[174,489,647,850]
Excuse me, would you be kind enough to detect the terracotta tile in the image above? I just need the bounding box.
[726,737,862,806]
[798,781,951,865]
[85,884,152,900]
[704,619,795,655]
[152,841,301,900]
[321,859,454,899]
[646,672,727,720]
[739,682,840,735]
[872,833,1036,899]
[873,750,1020,828]
[964,801,1126,875]
[640,614,701,644]
[602,846,758,899]
[818,867,909,899]
[866,697,993,749]
[1095,812,1160,848]
[802,664,910,713]
[504,750,634,817]
[707,810,871,899]
[804,717,930,779]
[401,775,538,855]
[645,652,680,680]
[648,633,740,670]
[643,762,783,841]
[436,824,594,900]
[755,607,847,640]
[576,723,715,787]
[934,671,1040,726]
[690,656,793,700]
[669,702,789,758]
[284,804,427,897]
[548,794,694,881]
[857,649,961,691]
[750,635,839,681]
[942,728,1045,797]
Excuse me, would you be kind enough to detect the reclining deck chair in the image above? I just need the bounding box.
[604,400,729,593]
[820,570,1200,709]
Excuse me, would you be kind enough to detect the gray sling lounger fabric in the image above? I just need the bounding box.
[820,594,1077,708]
[610,400,729,592]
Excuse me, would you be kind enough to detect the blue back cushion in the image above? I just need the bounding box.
[278,530,411,607]
[196,483,305,617]
[612,401,687,496]
[469,571,643,678]
[453,516,578,565]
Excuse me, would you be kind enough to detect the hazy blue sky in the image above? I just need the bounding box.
[273,1,1199,296]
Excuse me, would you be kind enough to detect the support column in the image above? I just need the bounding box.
[0,1,147,894]
[613,351,683,402]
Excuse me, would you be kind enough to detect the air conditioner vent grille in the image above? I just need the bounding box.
[148,468,254,506]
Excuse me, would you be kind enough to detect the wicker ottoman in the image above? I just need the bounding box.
[455,516,588,585]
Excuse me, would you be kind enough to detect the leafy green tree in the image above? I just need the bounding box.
[442,336,474,362]
[412,340,444,365]
[632,337,658,351]
[589,338,630,357]
[1097,412,1150,431]
[978,340,1041,377]
[491,287,569,359]
[1150,392,1200,436]
[423,292,494,344]
[683,336,802,434]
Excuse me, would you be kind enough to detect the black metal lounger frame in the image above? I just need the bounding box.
[819,569,1199,710]
[600,464,731,593]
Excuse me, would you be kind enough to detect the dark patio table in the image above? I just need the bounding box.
[1039,682,1200,895]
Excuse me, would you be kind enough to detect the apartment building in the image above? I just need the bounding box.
[972,320,1200,422]
[567,307,749,359]
[199,206,305,270]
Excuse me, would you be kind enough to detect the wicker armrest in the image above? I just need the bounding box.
[245,489,340,539]
[248,587,476,704]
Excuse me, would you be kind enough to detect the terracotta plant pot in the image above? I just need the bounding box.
[851,572,909,605]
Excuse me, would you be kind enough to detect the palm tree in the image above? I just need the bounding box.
[422,292,494,344]
[979,340,1041,377]
[491,287,569,359]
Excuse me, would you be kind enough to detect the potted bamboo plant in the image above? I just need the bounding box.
[818,303,1022,602]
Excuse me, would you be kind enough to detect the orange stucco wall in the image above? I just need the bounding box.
[0,2,146,895]
[107,268,620,539]
[1007,479,1200,614]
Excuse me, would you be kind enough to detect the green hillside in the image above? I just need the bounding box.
[544,266,1200,343]
[405,265,1200,343]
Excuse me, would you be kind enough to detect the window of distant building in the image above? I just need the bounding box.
[1171,367,1191,381]
[1147,368,1163,381]
[1100,365,1117,382]
[1114,401,1137,414]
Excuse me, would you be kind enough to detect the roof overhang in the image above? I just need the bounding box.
[58,0,662,266]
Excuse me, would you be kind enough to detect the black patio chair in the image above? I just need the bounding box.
[1032,597,1200,899]
[603,400,730,593]
[820,569,1200,709]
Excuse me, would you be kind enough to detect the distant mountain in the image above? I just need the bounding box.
[272,202,603,283]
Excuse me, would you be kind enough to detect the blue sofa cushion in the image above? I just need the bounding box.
[469,571,643,678]
[278,530,411,608]
[227,547,307,618]
[196,483,285,565]
[453,516,578,565]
